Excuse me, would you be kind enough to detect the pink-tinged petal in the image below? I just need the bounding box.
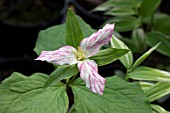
[78,59,106,95]
[79,24,115,57]
[35,46,78,65]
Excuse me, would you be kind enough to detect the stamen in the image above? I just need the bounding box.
[73,47,86,61]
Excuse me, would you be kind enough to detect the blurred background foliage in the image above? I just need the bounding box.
[91,0,170,72]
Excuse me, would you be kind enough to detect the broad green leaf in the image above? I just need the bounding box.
[70,76,152,113]
[139,81,154,92]
[132,28,147,53]
[140,0,161,17]
[130,43,160,70]
[147,31,170,57]
[145,82,170,102]
[151,104,170,113]
[128,66,170,82]
[111,16,141,32]
[44,65,79,88]
[34,16,95,55]
[90,48,129,66]
[111,35,133,69]
[0,72,68,113]
[66,9,84,48]
[34,24,66,55]
[105,8,136,16]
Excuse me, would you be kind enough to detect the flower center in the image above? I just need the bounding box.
[73,47,86,61]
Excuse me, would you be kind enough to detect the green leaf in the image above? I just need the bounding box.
[76,16,96,37]
[66,9,84,48]
[139,81,154,92]
[147,31,170,57]
[34,16,95,55]
[132,28,147,53]
[70,76,152,113]
[111,16,141,32]
[90,48,129,66]
[130,43,160,70]
[105,8,136,16]
[91,0,114,12]
[119,37,137,52]
[143,12,168,24]
[153,16,170,35]
[140,0,161,17]
[34,24,66,55]
[128,66,170,82]
[111,35,133,69]
[145,82,170,102]
[69,104,77,113]
[0,72,68,113]
[92,0,136,12]
[44,65,79,88]
[151,104,170,113]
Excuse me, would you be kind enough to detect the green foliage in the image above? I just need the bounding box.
[145,82,170,102]
[90,48,129,66]
[111,35,133,69]
[130,43,160,70]
[34,15,95,55]
[108,16,141,32]
[132,28,147,53]
[105,8,137,16]
[140,0,161,17]
[70,76,152,113]
[44,65,79,88]
[151,104,170,113]
[128,66,170,82]
[147,31,170,57]
[1,7,170,113]
[139,82,154,92]
[93,0,170,57]
[66,9,84,48]
[153,15,170,35]
[34,24,66,55]
[0,72,69,113]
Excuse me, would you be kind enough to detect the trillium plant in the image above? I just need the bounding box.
[0,8,170,113]
[35,23,114,95]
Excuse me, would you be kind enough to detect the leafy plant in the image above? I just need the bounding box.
[111,35,170,113]
[92,0,170,57]
[0,8,170,113]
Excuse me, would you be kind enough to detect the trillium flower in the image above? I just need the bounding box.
[35,24,115,95]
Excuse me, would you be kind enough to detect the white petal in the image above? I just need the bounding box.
[79,24,115,57]
[78,59,106,95]
[35,46,78,65]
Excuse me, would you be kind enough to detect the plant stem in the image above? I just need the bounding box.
[69,74,78,84]
[125,70,129,81]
